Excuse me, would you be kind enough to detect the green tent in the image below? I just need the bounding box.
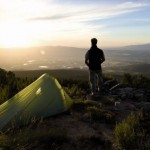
[0,73,73,130]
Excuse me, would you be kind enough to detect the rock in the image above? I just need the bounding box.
[109,83,128,94]
[146,90,150,102]
[81,113,92,122]
[134,93,145,102]
[108,82,149,102]
[119,87,134,100]
[133,89,148,102]
[136,102,150,112]
[110,86,134,100]
[124,103,137,111]
[103,80,118,90]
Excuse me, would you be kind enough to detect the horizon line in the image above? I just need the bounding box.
[0,42,150,49]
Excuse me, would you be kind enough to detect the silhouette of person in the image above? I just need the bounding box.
[85,38,105,95]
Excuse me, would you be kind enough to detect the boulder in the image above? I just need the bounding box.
[118,87,134,100]
[136,102,150,112]
[110,85,134,100]
[103,80,118,90]
[109,83,128,94]
[133,89,148,102]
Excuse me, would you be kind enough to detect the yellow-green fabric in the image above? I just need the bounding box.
[0,74,72,130]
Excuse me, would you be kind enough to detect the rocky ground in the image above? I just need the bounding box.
[1,79,150,150]
[24,91,149,149]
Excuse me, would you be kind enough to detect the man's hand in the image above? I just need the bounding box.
[100,58,105,64]
[85,59,89,66]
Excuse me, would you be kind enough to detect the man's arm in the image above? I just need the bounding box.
[85,59,89,66]
[85,51,89,66]
[100,51,105,64]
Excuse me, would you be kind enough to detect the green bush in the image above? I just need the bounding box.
[72,99,85,111]
[100,96,114,106]
[114,112,142,149]
[0,68,34,104]
[86,106,115,124]
[103,72,114,81]
[121,73,150,89]
[59,79,89,99]
[64,85,83,98]
[84,100,102,108]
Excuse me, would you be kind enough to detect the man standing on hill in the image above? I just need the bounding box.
[85,38,105,96]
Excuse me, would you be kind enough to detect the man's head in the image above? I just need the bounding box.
[91,38,97,46]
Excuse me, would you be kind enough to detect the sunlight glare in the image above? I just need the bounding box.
[0,21,33,48]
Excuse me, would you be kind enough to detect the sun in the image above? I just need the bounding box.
[0,21,33,48]
[0,35,31,48]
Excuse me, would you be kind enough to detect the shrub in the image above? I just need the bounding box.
[86,107,115,124]
[0,134,9,148]
[100,96,114,106]
[84,100,102,108]
[103,72,114,81]
[0,68,34,104]
[121,73,150,89]
[114,112,142,149]
[72,99,85,111]
[0,128,68,149]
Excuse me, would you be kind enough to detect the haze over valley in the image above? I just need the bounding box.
[0,44,150,75]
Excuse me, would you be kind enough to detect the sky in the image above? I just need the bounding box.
[0,0,150,48]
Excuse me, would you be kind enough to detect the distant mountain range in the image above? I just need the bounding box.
[0,43,150,75]
[115,43,150,51]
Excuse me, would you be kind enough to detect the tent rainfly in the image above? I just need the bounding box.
[0,73,73,130]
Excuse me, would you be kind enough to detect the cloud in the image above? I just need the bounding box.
[0,0,150,47]
[29,14,69,21]
[27,1,149,22]
[0,0,53,21]
[1,0,149,23]
[23,0,149,40]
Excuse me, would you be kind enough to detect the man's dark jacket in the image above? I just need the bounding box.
[88,46,104,70]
